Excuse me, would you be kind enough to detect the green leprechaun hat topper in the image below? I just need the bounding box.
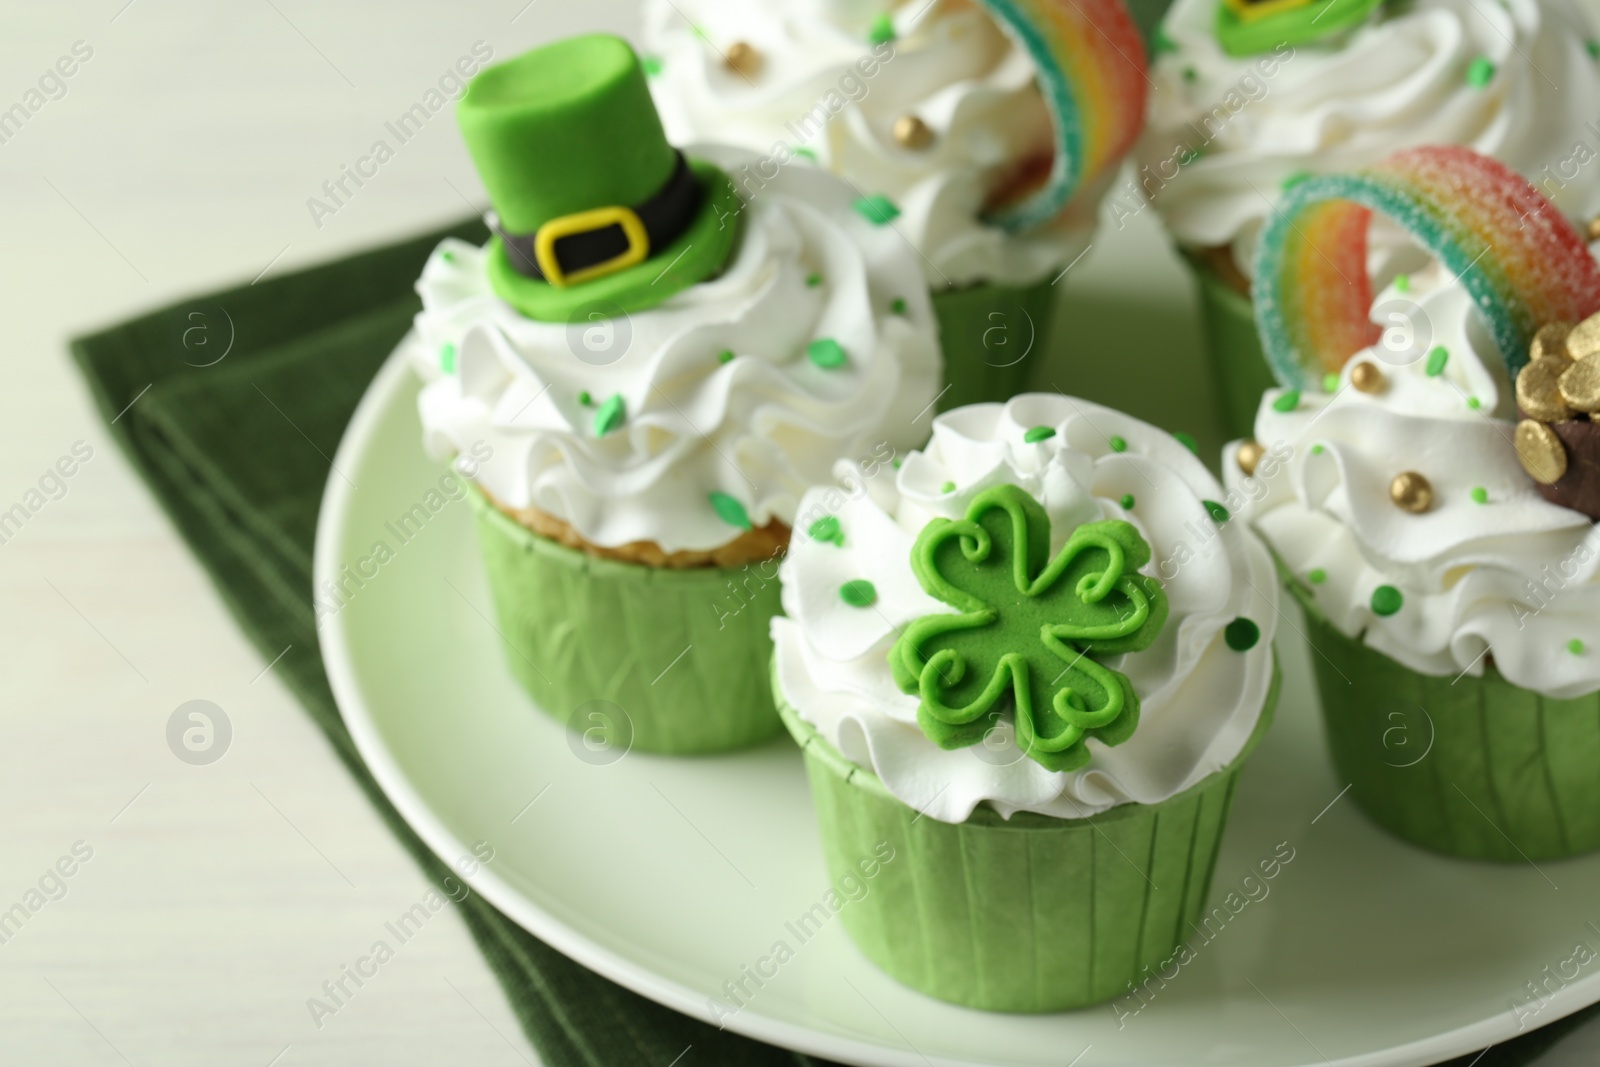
[456,34,742,321]
[1214,0,1384,57]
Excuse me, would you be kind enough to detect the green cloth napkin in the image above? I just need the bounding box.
[70,219,1596,1067]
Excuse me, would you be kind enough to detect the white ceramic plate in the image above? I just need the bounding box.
[317,349,1600,1067]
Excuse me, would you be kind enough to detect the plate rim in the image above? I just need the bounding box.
[314,347,1600,1067]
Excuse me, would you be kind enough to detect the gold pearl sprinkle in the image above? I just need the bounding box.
[1566,311,1600,362]
[1389,471,1434,514]
[724,41,763,77]
[892,114,935,150]
[1350,361,1386,394]
[1517,356,1574,422]
[1558,352,1600,413]
[1516,419,1568,485]
[1588,215,1600,242]
[1530,321,1574,364]
[1235,439,1264,476]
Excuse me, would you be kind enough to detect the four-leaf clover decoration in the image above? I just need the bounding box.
[888,484,1169,772]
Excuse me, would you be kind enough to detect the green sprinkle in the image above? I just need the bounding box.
[1425,346,1448,376]
[641,55,664,76]
[1024,426,1056,444]
[1371,585,1404,617]
[439,343,456,374]
[1178,146,1204,166]
[709,491,752,530]
[1467,396,1482,410]
[1311,444,1325,455]
[809,516,843,546]
[1588,39,1600,60]
[1203,500,1230,524]
[1466,56,1496,88]
[1393,273,1410,293]
[868,12,896,45]
[807,338,847,369]
[1182,66,1197,83]
[1224,618,1261,652]
[853,194,901,225]
[441,250,455,263]
[1273,390,1301,413]
[1471,486,1488,505]
[891,458,902,469]
[840,579,878,607]
[1322,372,1340,393]
[890,297,908,315]
[1173,432,1199,454]
[593,393,626,436]
[577,390,592,406]
[1308,568,1327,585]
[1120,494,1135,510]
[1109,435,1127,452]
[940,481,956,494]
[1570,638,1586,655]
[1282,171,1312,191]
[806,272,822,287]
[717,349,735,364]
[794,147,817,161]
[691,24,708,40]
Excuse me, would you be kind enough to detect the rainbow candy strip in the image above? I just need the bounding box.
[1253,145,1600,388]
[976,0,1147,233]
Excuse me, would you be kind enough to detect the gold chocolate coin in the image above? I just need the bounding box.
[1517,356,1574,421]
[1565,311,1600,361]
[1558,353,1600,413]
[1530,321,1573,364]
[1515,420,1568,485]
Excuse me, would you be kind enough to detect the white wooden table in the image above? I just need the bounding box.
[2,1,1598,1064]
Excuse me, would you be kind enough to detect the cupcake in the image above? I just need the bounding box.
[1139,0,1600,435]
[409,35,940,755]
[772,394,1279,1010]
[1228,145,1600,861]
[642,0,1148,409]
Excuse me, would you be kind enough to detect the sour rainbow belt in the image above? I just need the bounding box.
[1252,145,1600,389]
[976,0,1147,233]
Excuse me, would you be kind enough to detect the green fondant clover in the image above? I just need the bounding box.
[888,484,1169,773]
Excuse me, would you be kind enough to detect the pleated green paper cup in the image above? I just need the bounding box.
[1294,586,1600,863]
[775,660,1279,1012]
[931,276,1060,411]
[469,489,784,755]
[1183,254,1273,441]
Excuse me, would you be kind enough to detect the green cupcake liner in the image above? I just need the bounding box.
[931,276,1061,411]
[469,489,783,755]
[774,657,1279,1012]
[1184,255,1273,441]
[1293,586,1600,862]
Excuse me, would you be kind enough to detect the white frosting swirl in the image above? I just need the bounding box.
[1139,0,1600,277]
[773,395,1280,823]
[409,145,941,554]
[1227,262,1600,699]
[642,0,1094,288]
